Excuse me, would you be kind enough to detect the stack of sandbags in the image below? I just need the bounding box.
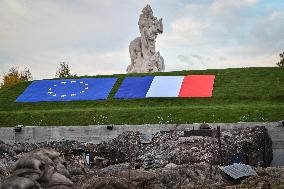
[0,149,74,189]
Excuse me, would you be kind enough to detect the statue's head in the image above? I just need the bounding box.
[142,5,153,17]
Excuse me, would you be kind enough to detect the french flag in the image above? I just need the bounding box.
[114,75,215,99]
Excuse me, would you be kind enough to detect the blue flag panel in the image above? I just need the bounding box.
[114,76,154,99]
[16,78,117,102]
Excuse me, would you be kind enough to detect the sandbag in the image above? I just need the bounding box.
[0,176,41,189]
[0,149,73,189]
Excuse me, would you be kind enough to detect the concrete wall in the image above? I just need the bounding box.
[0,122,283,166]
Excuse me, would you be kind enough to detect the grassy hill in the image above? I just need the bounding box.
[0,67,284,126]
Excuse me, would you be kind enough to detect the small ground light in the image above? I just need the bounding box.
[279,120,284,127]
[14,125,23,133]
[106,125,113,130]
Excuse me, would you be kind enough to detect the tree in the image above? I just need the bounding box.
[55,62,76,78]
[276,52,284,67]
[20,68,33,81]
[0,67,33,89]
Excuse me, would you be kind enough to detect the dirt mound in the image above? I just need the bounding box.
[95,126,272,168]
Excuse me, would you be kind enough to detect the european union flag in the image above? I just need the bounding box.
[16,78,117,102]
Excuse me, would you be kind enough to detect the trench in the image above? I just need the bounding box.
[0,122,283,166]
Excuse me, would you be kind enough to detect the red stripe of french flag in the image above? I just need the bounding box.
[178,75,216,97]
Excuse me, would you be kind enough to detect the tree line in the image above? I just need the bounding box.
[0,62,75,89]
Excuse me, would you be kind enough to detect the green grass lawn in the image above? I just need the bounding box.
[0,67,284,126]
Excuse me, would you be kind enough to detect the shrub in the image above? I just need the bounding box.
[276,52,284,67]
[0,67,32,89]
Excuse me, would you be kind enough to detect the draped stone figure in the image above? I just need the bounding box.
[127,5,165,73]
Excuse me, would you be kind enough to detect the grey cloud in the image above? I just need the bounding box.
[177,55,192,64]
[192,54,202,60]
[177,54,205,65]
[218,56,226,61]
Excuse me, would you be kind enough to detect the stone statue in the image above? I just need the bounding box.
[127,5,165,73]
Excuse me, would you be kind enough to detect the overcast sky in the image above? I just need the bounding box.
[0,0,283,79]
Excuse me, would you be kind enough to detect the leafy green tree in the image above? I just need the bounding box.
[55,62,76,78]
[0,67,33,89]
[276,52,284,67]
